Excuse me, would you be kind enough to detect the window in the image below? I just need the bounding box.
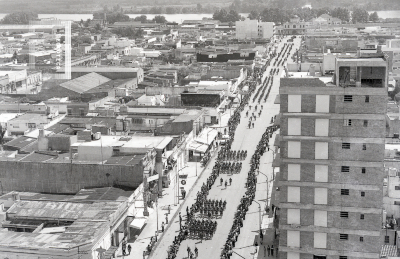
[341,189,349,195]
[27,123,36,129]
[288,187,301,203]
[287,231,300,247]
[288,118,301,135]
[360,214,364,219]
[385,236,390,243]
[314,210,327,227]
[79,108,85,116]
[395,186,400,190]
[361,191,365,197]
[288,95,301,112]
[342,143,350,149]
[288,164,301,181]
[340,211,349,218]
[364,120,368,127]
[362,144,367,150]
[314,232,327,249]
[315,165,328,182]
[287,209,300,224]
[288,141,301,158]
[287,253,300,259]
[339,257,348,259]
[362,167,366,174]
[344,95,353,102]
[360,236,364,242]
[316,95,330,113]
[67,108,72,115]
[343,119,352,126]
[315,142,328,159]
[340,234,349,240]
[365,95,369,102]
[341,166,350,172]
[314,188,328,205]
[315,119,329,136]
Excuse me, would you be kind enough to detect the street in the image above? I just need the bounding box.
[144,36,302,259]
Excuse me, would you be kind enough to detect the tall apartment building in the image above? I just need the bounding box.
[277,55,388,259]
[235,19,275,39]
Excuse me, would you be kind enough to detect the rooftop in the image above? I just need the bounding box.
[59,72,111,94]
[280,77,328,88]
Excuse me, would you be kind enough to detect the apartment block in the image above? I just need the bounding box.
[277,55,388,259]
[235,19,275,40]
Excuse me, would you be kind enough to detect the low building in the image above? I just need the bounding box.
[0,187,138,259]
[7,113,49,135]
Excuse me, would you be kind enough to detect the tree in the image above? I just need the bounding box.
[248,10,259,20]
[134,15,148,23]
[72,35,93,46]
[213,9,228,21]
[84,19,91,27]
[0,12,38,24]
[106,12,130,24]
[331,7,350,22]
[352,8,369,24]
[212,9,241,22]
[153,15,167,24]
[197,4,202,12]
[95,23,102,32]
[369,11,379,22]
[12,51,17,60]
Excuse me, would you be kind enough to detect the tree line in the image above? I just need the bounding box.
[211,7,379,24]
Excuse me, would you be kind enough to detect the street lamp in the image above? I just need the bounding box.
[253,200,262,247]
[257,170,269,213]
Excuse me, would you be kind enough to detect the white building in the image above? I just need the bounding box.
[235,19,275,40]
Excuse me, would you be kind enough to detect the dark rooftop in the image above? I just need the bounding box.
[280,78,327,88]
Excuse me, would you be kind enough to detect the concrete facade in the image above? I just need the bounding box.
[277,56,387,258]
[235,19,275,40]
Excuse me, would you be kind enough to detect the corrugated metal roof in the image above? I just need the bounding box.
[60,72,111,94]
[8,201,86,220]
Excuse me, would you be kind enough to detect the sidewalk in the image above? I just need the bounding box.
[114,154,213,259]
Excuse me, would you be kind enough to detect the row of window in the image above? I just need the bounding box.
[288,164,367,182]
[344,95,370,103]
[342,142,368,150]
[287,141,372,159]
[341,166,366,174]
[343,119,368,127]
[287,118,369,137]
[287,94,371,113]
[286,230,369,251]
[341,189,365,197]
[287,186,366,204]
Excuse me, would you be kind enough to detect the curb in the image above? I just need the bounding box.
[148,148,219,259]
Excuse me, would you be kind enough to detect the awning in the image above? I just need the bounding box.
[130,218,147,230]
[187,142,209,153]
[147,174,159,182]
[195,128,218,145]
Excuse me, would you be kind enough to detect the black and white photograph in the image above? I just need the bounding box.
[0,0,398,258]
